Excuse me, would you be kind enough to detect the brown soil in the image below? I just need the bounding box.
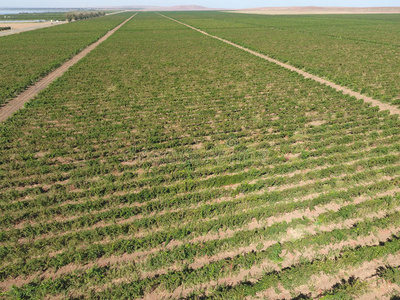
[4,136,396,208]
[0,21,66,37]
[306,120,326,126]
[0,13,138,123]
[142,211,400,277]
[357,280,400,300]
[2,214,399,295]
[145,246,400,299]
[158,13,400,116]
[5,193,399,292]
[7,174,400,252]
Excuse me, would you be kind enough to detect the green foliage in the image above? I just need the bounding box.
[65,11,106,22]
[1,11,400,300]
[167,11,400,106]
[1,12,67,21]
[0,12,132,106]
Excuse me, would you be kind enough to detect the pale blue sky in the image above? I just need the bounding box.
[3,0,400,9]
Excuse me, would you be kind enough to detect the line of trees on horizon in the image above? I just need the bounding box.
[65,11,105,22]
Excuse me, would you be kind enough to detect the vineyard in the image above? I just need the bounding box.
[1,11,400,299]
[1,11,119,21]
[0,12,131,106]
[0,12,68,21]
[164,12,400,106]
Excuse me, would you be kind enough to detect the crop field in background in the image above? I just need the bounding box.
[0,12,131,106]
[0,12,68,21]
[165,12,400,106]
[1,11,400,299]
[0,11,117,21]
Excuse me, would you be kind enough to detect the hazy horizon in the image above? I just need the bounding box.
[2,0,400,9]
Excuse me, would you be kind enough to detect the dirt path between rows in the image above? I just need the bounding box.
[0,12,138,123]
[158,13,400,116]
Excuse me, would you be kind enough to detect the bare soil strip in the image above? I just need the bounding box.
[158,13,400,116]
[357,281,400,300]
[0,21,67,37]
[0,13,138,123]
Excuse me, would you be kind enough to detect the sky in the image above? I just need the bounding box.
[3,0,400,9]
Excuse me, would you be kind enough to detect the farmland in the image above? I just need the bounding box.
[0,12,131,106]
[165,12,400,106]
[0,12,68,21]
[0,11,113,21]
[1,11,400,299]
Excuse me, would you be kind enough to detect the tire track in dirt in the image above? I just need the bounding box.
[158,13,400,116]
[0,12,138,123]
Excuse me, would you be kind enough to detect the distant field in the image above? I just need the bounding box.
[0,12,131,106]
[1,12,68,20]
[230,6,400,15]
[0,21,57,31]
[0,11,116,21]
[1,11,400,299]
[165,12,400,106]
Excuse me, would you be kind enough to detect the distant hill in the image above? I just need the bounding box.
[232,6,400,15]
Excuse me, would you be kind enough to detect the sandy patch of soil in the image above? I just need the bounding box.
[306,120,327,126]
[0,21,67,37]
[0,21,53,30]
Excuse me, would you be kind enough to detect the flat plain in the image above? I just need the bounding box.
[1,11,400,300]
[230,6,400,15]
[0,12,131,106]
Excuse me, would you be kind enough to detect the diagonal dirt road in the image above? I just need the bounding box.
[0,12,138,123]
[158,13,400,116]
